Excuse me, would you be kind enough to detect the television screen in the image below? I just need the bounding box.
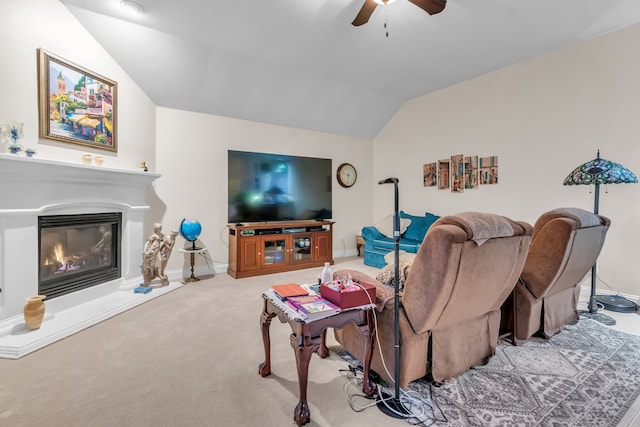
[228,150,332,223]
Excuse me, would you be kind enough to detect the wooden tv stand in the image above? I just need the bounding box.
[227,220,334,279]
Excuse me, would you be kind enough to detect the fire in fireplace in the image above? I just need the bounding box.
[39,213,121,299]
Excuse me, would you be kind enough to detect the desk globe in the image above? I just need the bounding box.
[179,218,202,250]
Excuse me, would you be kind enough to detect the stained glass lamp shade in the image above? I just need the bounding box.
[563,150,637,324]
[563,150,637,194]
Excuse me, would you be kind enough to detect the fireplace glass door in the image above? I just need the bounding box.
[39,213,121,299]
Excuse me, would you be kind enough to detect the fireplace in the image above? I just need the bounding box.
[39,213,122,299]
[0,153,170,359]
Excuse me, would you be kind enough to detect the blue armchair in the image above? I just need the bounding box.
[362,211,440,268]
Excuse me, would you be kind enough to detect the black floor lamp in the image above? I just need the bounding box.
[377,177,411,419]
[563,150,638,325]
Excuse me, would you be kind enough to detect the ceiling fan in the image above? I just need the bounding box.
[352,0,447,26]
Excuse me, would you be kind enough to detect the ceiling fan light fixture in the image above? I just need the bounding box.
[373,0,398,4]
[120,0,144,14]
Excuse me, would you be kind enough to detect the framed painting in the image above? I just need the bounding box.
[464,155,479,189]
[450,154,464,193]
[38,48,117,152]
[423,162,437,187]
[437,159,450,190]
[480,156,499,184]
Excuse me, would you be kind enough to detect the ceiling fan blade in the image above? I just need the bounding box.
[409,0,447,15]
[352,0,378,26]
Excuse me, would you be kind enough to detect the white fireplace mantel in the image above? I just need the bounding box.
[0,153,179,358]
[0,153,160,212]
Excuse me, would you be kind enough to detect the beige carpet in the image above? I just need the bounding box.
[0,257,638,427]
[0,257,403,427]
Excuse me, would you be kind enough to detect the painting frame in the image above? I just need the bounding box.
[37,48,117,152]
[464,155,479,189]
[423,162,437,187]
[437,159,450,190]
[450,154,464,193]
[480,156,499,185]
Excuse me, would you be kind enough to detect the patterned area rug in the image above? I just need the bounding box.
[332,318,640,426]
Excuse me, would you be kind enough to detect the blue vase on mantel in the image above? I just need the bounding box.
[9,143,22,154]
[7,121,24,155]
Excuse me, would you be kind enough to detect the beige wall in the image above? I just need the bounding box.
[154,108,372,275]
[0,0,156,168]
[0,0,373,282]
[3,1,638,297]
[373,24,640,296]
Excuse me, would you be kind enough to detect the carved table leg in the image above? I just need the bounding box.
[258,308,276,377]
[318,329,329,358]
[361,311,378,397]
[290,332,317,426]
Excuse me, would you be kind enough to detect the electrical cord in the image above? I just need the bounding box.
[339,366,379,413]
[333,279,447,426]
[219,225,229,248]
[197,251,216,272]
[578,272,619,308]
[178,225,230,273]
[595,273,613,291]
[338,359,446,426]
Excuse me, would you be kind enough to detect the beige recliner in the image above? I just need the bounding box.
[334,212,533,387]
[504,207,610,342]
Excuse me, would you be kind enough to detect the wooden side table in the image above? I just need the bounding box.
[258,292,377,426]
[356,234,364,257]
[178,247,208,282]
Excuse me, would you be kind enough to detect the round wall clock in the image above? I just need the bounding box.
[337,163,357,188]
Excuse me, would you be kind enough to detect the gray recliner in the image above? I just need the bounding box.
[504,207,610,342]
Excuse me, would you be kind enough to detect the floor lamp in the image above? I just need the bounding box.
[377,177,411,419]
[563,150,638,325]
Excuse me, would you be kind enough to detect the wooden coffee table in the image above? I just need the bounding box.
[258,292,377,426]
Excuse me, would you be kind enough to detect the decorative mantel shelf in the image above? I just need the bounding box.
[0,153,177,359]
[0,153,160,211]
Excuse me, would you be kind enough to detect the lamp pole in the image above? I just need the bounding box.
[565,150,638,321]
[587,183,600,314]
[377,177,409,419]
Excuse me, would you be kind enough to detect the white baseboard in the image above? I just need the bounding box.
[580,284,639,302]
[329,249,359,259]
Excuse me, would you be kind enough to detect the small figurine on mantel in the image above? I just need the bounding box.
[140,223,178,287]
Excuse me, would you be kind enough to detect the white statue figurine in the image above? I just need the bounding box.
[141,223,178,286]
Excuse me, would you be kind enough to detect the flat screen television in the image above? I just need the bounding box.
[228,150,332,223]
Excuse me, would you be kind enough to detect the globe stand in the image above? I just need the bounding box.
[189,240,202,251]
[179,219,204,282]
[185,249,201,283]
[180,244,208,283]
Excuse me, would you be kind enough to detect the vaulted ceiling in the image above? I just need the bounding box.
[60,0,640,139]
